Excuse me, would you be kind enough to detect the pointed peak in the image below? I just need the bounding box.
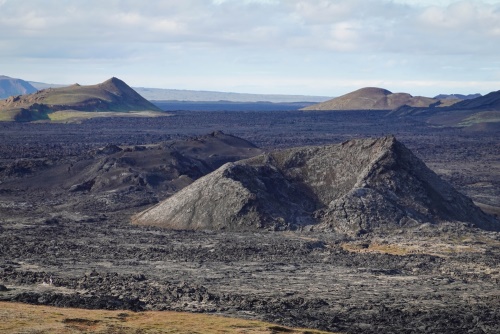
[380,134,397,145]
[101,77,126,86]
[97,77,137,95]
[340,135,398,151]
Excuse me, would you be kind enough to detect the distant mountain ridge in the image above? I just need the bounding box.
[0,75,37,99]
[135,87,332,103]
[389,89,500,117]
[28,81,331,103]
[0,77,163,122]
[434,93,481,100]
[446,90,500,110]
[385,89,500,129]
[302,87,455,111]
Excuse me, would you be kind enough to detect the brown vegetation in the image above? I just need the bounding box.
[0,302,337,334]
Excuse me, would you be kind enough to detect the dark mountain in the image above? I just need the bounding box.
[0,75,37,99]
[434,93,481,100]
[132,136,497,235]
[0,77,163,122]
[389,90,500,129]
[0,131,263,214]
[301,87,446,111]
[447,89,500,110]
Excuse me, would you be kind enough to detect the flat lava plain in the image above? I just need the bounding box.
[0,110,499,334]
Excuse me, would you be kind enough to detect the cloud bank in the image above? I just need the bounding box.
[1,0,499,96]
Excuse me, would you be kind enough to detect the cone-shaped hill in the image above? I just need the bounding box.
[0,77,163,121]
[302,87,444,111]
[132,136,498,235]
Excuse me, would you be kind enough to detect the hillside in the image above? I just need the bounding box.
[0,75,37,99]
[447,89,500,110]
[388,89,500,128]
[301,87,451,111]
[29,81,332,103]
[0,131,262,215]
[0,131,262,214]
[0,77,163,121]
[133,136,498,235]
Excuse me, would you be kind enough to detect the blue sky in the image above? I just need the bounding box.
[1,0,500,97]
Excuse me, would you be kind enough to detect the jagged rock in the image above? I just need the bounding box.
[96,144,123,155]
[133,136,498,234]
[69,179,96,192]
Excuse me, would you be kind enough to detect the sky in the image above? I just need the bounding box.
[1,0,500,97]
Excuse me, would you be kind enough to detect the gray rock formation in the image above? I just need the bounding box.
[133,136,498,234]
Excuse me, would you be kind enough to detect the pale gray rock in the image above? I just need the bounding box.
[133,136,498,234]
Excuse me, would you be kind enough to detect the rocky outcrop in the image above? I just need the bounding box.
[133,136,498,234]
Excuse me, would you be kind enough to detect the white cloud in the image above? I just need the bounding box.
[1,0,499,95]
[2,0,498,54]
[418,1,500,32]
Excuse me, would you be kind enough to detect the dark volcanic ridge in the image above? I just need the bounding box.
[0,131,262,216]
[133,136,498,235]
[390,89,500,117]
[0,75,37,99]
[434,93,482,100]
[0,77,163,121]
[306,86,500,128]
[445,89,500,111]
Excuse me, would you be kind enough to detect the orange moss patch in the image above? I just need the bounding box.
[0,301,339,334]
[341,239,485,257]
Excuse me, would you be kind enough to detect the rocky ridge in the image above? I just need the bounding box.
[0,131,262,218]
[133,136,498,234]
